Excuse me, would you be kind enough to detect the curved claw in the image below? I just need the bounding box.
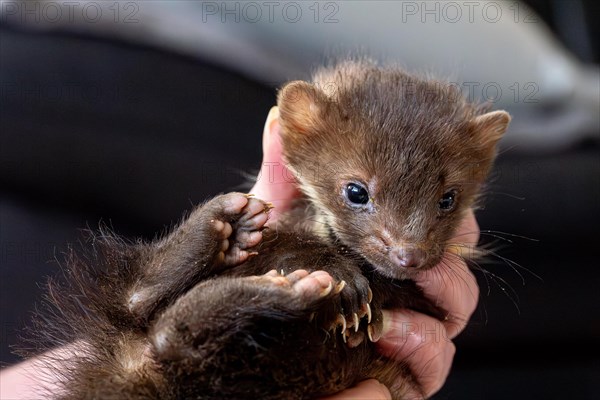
[367,287,373,303]
[367,324,381,342]
[320,281,334,297]
[353,313,360,332]
[335,313,347,334]
[365,303,372,323]
[334,280,346,294]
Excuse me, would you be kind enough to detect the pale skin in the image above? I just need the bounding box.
[0,108,479,400]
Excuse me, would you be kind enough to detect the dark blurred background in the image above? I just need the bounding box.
[1,1,598,399]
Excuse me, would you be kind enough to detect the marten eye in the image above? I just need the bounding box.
[345,183,370,206]
[438,190,457,211]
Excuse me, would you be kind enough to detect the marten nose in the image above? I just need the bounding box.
[390,246,426,269]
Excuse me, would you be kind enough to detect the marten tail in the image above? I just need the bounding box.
[17,229,170,400]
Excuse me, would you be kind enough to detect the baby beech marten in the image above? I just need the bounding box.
[23,60,510,399]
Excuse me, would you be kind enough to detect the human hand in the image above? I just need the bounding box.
[375,211,479,398]
[250,107,479,399]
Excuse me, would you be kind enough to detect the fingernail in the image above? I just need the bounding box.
[381,310,415,338]
[266,106,279,131]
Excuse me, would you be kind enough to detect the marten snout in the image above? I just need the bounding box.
[389,245,426,269]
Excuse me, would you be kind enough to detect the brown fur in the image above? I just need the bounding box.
[20,60,509,399]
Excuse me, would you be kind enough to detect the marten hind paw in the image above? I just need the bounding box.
[327,274,378,347]
[211,193,272,267]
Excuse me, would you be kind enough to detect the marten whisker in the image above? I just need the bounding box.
[484,191,526,201]
[480,230,539,242]
[479,247,541,283]
[468,260,521,313]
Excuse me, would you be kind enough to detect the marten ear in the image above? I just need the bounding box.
[277,81,327,135]
[471,110,511,150]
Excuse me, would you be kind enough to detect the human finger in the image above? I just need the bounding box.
[376,310,456,398]
[249,106,301,221]
[318,379,391,400]
[413,209,480,338]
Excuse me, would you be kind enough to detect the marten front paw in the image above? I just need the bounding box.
[210,193,272,267]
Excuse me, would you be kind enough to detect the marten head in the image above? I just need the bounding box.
[277,61,510,280]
